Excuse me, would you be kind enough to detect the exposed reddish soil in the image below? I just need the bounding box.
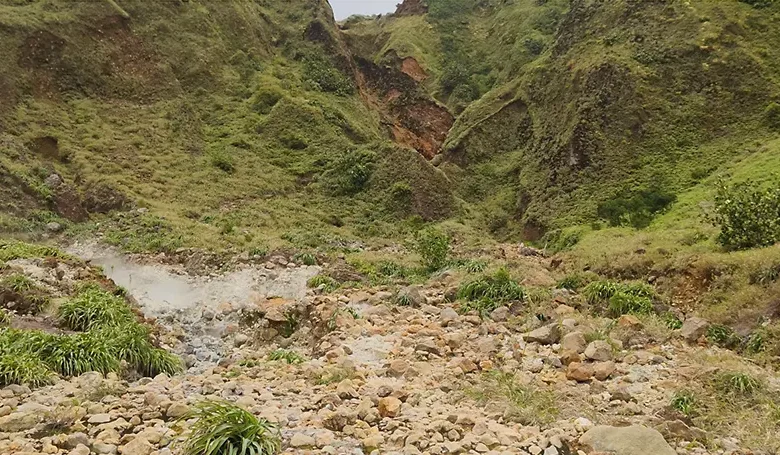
[400,57,427,82]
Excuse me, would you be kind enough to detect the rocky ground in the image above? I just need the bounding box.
[0,247,778,455]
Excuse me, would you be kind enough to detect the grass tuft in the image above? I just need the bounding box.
[671,390,696,416]
[57,286,136,331]
[307,275,338,292]
[268,349,305,364]
[0,352,56,387]
[466,371,558,426]
[182,400,281,455]
[716,372,763,397]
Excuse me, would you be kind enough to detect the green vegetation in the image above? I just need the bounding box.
[712,180,780,250]
[268,349,305,365]
[0,352,56,387]
[597,188,677,229]
[57,286,135,331]
[457,268,524,316]
[182,401,281,455]
[671,390,697,416]
[412,228,451,271]
[716,372,763,397]
[707,325,740,349]
[307,275,339,292]
[466,371,558,426]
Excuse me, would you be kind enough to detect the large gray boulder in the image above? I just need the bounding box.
[523,324,561,345]
[579,425,676,455]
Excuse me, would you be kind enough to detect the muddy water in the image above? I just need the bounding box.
[67,242,321,366]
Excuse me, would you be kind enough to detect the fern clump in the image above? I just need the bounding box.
[181,401,281,455]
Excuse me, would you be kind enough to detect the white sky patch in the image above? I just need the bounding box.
[329,0,400,20]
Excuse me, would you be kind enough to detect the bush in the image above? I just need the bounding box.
[712,180,780,250]
[182,401,281,455]
[597,188,676,229]
[302,53,354,96]
[322,148,376,195]
[412,228,451,271]
[209,149,235,173]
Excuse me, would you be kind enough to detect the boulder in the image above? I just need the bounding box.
[439,307,460,325]
[378,397,402,418]
[119,438,155,455]
[680,317,709,342]
[523,324,561,345]
[290,433,316,448]
[593,361,616,381]
[0,411,41,432]
[579,425,676,455]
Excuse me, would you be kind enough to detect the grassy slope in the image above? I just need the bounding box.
[0,0,453,253]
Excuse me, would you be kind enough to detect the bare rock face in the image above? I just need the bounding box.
[395,0,428,16]
[579,425,676,455]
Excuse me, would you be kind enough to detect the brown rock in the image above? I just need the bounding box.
[617,315,643,329]
[378,397,402,418]
[593,361,616,381]
[559,350,582,366]
[566,362,594,382]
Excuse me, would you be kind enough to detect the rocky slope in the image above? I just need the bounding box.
[1,243,778,455]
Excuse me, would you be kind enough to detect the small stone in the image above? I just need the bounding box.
[397,285,426,307]
[524,324,561,345]
[46,222,63,233]
[560,350,582,366]
[69,444,90,455]
[566,362,593,382]
[88,413,112,424]
[93,442,117,455]
[490,306,509,322]
[378,397,402,418]
[593,361,616,381]
[166,402,190,419]
[387,359,409,377]
[440,308,460,325]
[617,315,643,329]
[290,433,316,448]
[66,433,90,450]
[584,340,613,361]
[561,332,587,354]
[119,438,155,455]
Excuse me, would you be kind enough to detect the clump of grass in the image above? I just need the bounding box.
[707,324,740,349]
[268,349,305,364]
[3,274,34,292]
[315,366,357,385]
[293,252,317,266]
[662,312,683,330]
[749,261,780,285]
[0,352,56,387]
[716,372,763,397]
[0,309,11,326]
[181,400,281,455]
[41,332,121,377]
[57,286,135,331]
[307,275,338,292]
[744,330,766,355]
[671,390,696,416]
[0,240,63,262]
[394,293,414,307]
[466,371,558,426]
[555,272,597,291]
[607,292,653,317]
[583,280,655,304]
[458,268,525,303]
[460,297,504,317]
[457,259,488,273]
[376,261,410,278]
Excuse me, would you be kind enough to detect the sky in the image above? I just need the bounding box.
[329,0,400,20]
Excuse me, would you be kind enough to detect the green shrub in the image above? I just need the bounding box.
[293,252,317,266]
[671,390,696,416]
[458,268,525,304]
[716,372,762,397]
[268,349,305,364]
[209,149,235,173]
[251,87,285,115]
[307,275,338,292]
[322,148,376,195]
[607,292,653,317]
[57,287,135,331]
[706,324,740,349]
[662,312,683,330]
[597,188,676,229]
[412,227,451,271]
[711,180,780,250]
[182,400,281,455]
[302,52,354,96]
[0,352,56,387]
[541,228,584,253]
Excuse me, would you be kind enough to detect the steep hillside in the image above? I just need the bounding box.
[347,0,780,238]
[0,0,452,252]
